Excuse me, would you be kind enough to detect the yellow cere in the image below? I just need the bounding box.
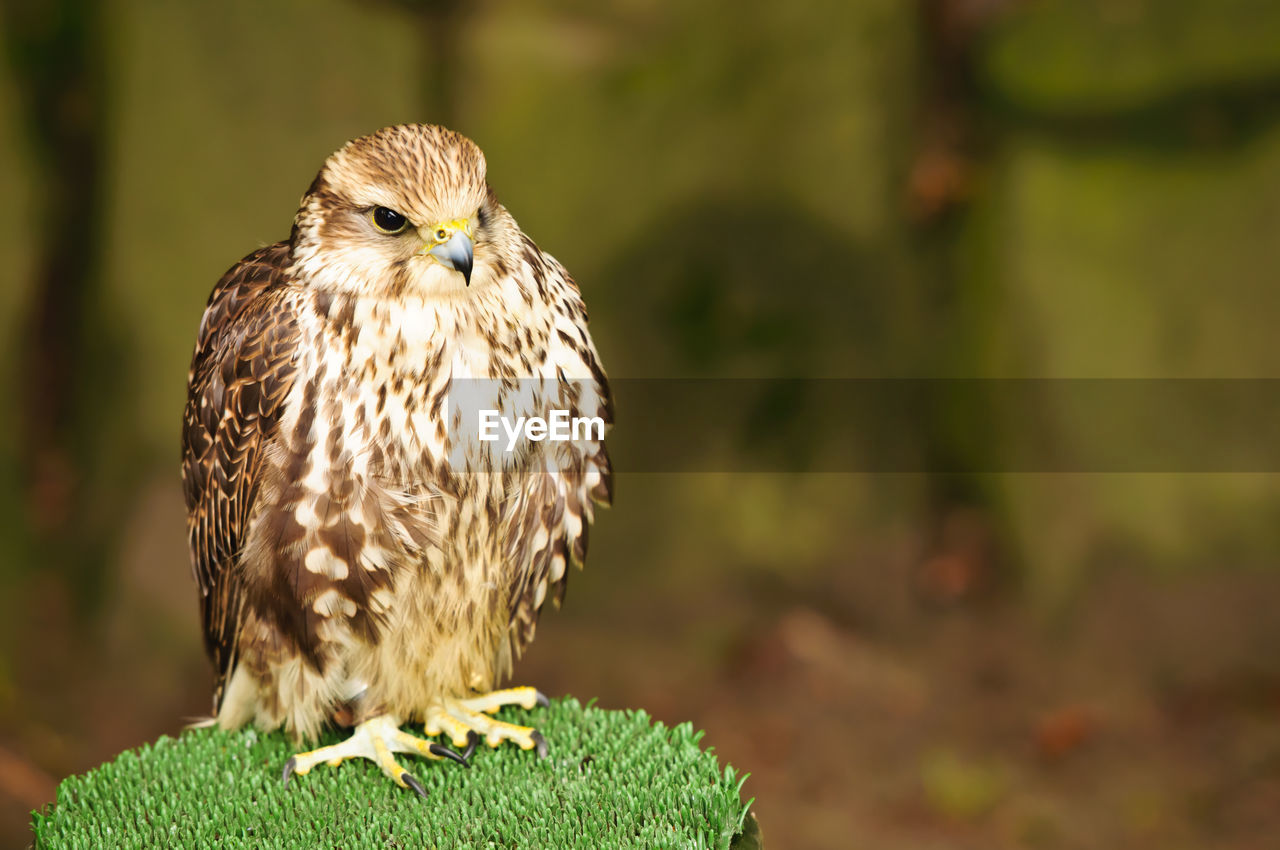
[428,218,473,245]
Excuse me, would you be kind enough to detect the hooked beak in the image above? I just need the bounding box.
[429,230,474,286]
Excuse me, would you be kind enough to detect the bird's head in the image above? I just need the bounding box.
[290,124,514,298]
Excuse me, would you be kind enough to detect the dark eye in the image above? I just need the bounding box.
[371,206,409,234]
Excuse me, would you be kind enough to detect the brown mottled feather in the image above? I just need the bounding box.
[502,261,614,653]
[181,241,300,705]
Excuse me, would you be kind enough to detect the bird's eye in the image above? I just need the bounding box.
[435,228,448,241]
[371,206,409,234]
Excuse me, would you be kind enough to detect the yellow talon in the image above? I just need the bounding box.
[425,709,476,748]
[420,687,550,758]
[281,714,469,798]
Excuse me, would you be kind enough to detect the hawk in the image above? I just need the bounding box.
[181,124,612,795]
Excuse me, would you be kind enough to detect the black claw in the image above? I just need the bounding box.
[402,772,429,799]
[430,742,471,768]
[282,757,297,787]
[535,690,551,708]
[530,730,548,759]
[461,730,480,761]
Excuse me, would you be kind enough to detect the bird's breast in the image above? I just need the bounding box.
[312,292,556,482]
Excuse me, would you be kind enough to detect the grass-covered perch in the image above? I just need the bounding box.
[31,697,761,849]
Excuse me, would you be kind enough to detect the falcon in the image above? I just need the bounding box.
[181,124,612,795]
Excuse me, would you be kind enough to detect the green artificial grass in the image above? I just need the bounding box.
[31,697,755,849]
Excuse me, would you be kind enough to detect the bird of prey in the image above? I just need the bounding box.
[181,124,612,795]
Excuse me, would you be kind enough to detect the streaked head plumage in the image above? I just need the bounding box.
[291,124,508,297]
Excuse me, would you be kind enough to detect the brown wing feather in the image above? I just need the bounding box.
[181,241,300,707]
[505,258,614,654]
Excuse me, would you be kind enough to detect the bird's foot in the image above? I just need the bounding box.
[424,686,550,758]
[282,714,469,797]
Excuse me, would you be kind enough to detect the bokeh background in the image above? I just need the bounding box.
[4,1,1280,847]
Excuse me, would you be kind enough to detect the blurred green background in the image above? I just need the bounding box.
[4,1,1280,847]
